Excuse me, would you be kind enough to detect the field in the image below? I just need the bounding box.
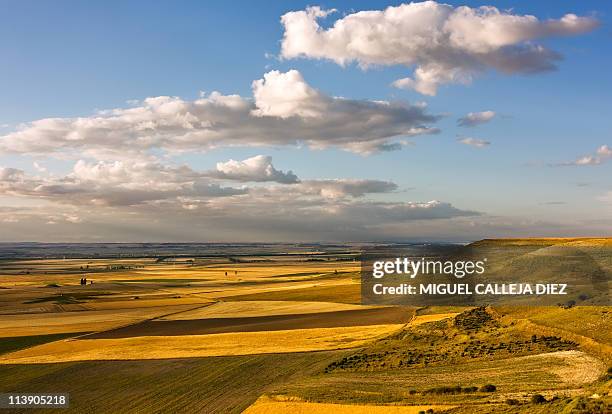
[0,240,610,413]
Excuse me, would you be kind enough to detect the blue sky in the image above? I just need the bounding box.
[0,1,610,241]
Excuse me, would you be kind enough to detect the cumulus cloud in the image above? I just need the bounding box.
[457,110,496,127]
[0,197,480,242]
[0,167,25,182]
[0,70,439,158]
[280,2,598,95]
[0,161,245,207]
[210,155,299,184]
[0,160,479,241]
[295,179,397,199]
[251,70,323,118]
[457,137,490,148]
[556,145,612,166]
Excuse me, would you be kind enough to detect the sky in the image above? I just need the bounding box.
[0,0,610,242]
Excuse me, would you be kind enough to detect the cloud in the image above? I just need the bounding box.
[280,3,598,95]
[210,155,299,184]
[0,167,25,182]
[600,192,612,204]
[457,110,496,127]
[251,70,323,119]
[0,70,439,158]
[295,179,397,199]
[0,198,480,242]
[556,145,612,166]
[457,137,490,148]
[0,161,245,207]
[597,145,612,157]
[33,161,47,173]
[0,156,481,241]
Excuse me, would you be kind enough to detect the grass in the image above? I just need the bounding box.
[0,243,609,413]
[0,352,345,414]
[243,396,456,413]
[0,325,404,363]
[24,292,114,304]
[161,301,378,320]
[112,278,205,283]
[227,283,361,304]
[274,351,603,406]
[0,333,87,356]
[495,306,612,364]
[324,307,578,374]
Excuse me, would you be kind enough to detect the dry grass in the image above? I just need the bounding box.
[243,396,456,414]
[496,306,612,363]
[0,352,347,413]
[227,282,361,304]
[408,313,459,326]
[470,237,612,247]
[160,301,376,320]
[520,350,606,386]
[0,324,404,364]
[275,350,605,407]
[0,305,200,337]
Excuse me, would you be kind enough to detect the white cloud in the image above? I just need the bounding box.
[211,155,299,184]
[0,160,479,241]
[0,161,245,207]
[458,137,490,148]
[252,70,323,118]
[295,179,397,199]
[0,70,439,158]
[280,3,598,95]
[597,145,612,157]
[457,110,496,127]
[0,167,25,182]
[33,161,47,173]
[599,191,612,204]
[557,145,612,166]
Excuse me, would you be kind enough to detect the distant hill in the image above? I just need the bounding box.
[470,237,612,247]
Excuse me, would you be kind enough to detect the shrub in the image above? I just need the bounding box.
[506,398,520,405]
[531,394,547,404]
[480,384,497,392]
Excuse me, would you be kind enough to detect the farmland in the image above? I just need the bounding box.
[0,240,610,413]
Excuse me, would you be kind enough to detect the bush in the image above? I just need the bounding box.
[506,398,520,405]
[424,385,463,395]
[531,394,547,404]
[480,384,497,392]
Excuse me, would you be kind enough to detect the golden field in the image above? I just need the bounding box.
[243,396,456,413]
[0,240,610,413]
[0,325,405,364]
